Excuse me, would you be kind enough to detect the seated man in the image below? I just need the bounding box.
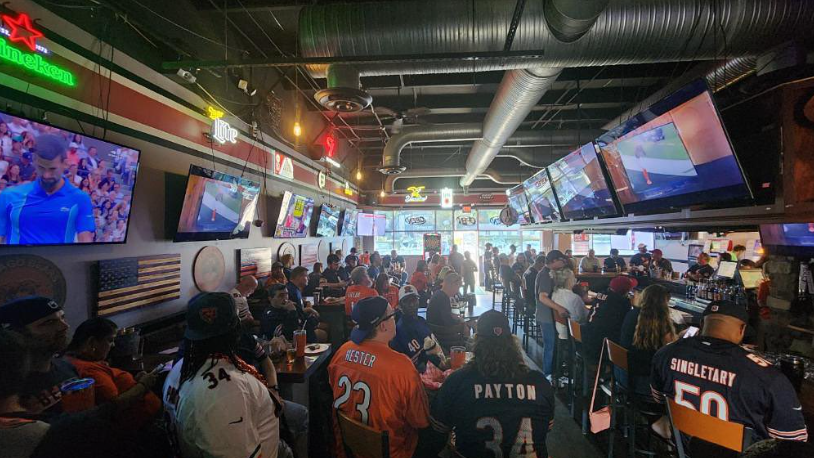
[344,266,378,316]
[430,310,555,457]
[426,273,466,328]
[329,296,430,458]
[322,254,348,294]
[340,255,358,281]
[582,276,636,364]
[390,285,446,373]
[231,275,260,328]
[262,284,319,343]
[651,300,807,443]
[163,293,287,458]
[0,296,77,415]
[603,248,627,272]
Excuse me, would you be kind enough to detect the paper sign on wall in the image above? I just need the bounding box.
[274,152,294,180]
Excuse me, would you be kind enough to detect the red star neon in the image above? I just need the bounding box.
[2,13,44,52]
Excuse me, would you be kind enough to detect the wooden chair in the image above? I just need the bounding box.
[666,399,753,457]
[336,410,390,458]
[428,322,466,352]
[568,319,590,434]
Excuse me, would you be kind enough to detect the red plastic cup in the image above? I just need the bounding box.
[450,346,466,370]
[294,330,307,358]
[60,378,96,412]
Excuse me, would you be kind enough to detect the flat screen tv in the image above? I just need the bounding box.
[358,212,386,236]
[760,223,814,257]
[0,110,141,245]
[175,165,260,242]
[507,185,531,225]
[596,79,751,214]
[522,168,561,223]
[275,191,314,238]
[315,203,339,237]
[341,209,358,236]
[549,143,618,220]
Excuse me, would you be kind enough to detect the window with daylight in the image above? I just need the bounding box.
[393,210,436,232]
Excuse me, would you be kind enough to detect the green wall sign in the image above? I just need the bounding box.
[0,36,75,86]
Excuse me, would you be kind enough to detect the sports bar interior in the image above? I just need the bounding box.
[2,0,814,457]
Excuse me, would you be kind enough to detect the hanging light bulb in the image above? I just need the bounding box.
[380,190,386,198]
[356,169,362,180]
[293,121,302,138]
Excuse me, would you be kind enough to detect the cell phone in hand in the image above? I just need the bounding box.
[683,326,699,338]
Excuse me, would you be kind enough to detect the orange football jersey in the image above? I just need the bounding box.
[329,340,430,458]
[344,285,378,316]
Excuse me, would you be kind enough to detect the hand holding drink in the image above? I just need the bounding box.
[450,346,466,370]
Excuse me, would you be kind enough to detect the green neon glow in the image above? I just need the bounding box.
[0,36,75,86]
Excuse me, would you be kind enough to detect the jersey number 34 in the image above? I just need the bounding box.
[334,375,372,424]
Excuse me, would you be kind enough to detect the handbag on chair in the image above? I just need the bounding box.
[588,339,612,434]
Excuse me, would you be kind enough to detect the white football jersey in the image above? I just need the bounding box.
[163,357,279,458]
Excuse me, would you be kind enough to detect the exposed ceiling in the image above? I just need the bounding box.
[41,0,814,195]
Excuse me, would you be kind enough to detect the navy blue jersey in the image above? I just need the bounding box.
[431,366,554,458]
[391,315,442,372]
[0,181,95,244]
[651,336,807,442]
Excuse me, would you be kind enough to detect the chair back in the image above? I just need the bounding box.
[336,410,390,458]
[428,322,465,352]
[568,319,583,343]
[605,339,628,372]
[666,399,751,454]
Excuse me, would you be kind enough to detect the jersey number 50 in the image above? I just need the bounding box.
[674,380,729,421]
[334,375,372,424]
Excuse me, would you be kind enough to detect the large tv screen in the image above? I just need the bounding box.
[175,165,260,242]
[315,203,339,237]
[523,168,560,223]
[760,223,814,256]
[275,191,314,238]
[341,208,358,236]
[596,79,750,213]
[358,212,385,236]
[549,143,618,220]
[0,110,140,245]
[507,185,531,225]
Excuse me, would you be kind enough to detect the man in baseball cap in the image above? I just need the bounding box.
[163,292,286,458]
[582,276,638,363]
[329,295,430,458]
[651,300,808,443]
[0,296,77,415]
[391,285,446,372]
[430,309,555,457]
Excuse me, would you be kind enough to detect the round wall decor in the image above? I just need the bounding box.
[0,254,67,306]
[193,246,225,292]
[277,242,297,262]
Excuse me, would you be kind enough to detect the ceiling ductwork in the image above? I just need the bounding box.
[380,124,602,174]
[385,168,521,193]
[299,0,814,78]
[313,64,372,112]
[545,0,611,43]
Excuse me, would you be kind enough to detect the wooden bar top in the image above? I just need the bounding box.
[274,345,332,384]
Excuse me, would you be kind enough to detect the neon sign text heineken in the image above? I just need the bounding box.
[0,13,75,86]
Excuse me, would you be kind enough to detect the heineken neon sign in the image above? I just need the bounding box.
[0,13,76,86]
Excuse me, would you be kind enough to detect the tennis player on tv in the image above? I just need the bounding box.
[0,135,95,244]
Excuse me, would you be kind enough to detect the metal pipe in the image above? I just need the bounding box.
[384,168,521,193]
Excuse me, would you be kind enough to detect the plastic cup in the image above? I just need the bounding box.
[286,348,297,364]
[60,378,96,412]
[450,346,466,370]
[294,330,307,358]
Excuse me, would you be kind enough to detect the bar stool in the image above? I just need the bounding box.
[522,302,540,351]
[568,319,590,435]
[667,399,753,457]
[491,278,504,310]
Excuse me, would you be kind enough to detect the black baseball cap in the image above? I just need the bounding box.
[350,296,390,344]
[546,250,568,264]
[327,254,340,264]
[185,292,239,341]
[0,296,62,329]
[702,300,749,324]
[476,310,511,339]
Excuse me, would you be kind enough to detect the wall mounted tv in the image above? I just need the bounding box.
[0,110,141,245]
[595,79,751,214]
[357,212,386,236]
[174,165,260,242]
[341,208,358,236]
[507,185,531,225]
[760,223,814,257]
[549,143,618,220]
[315,203,340,237]
[275,191,314,238]
[522,168,561,223]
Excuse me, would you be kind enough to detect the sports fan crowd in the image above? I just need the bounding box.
[0,116,138,243]
[0,244,809,458]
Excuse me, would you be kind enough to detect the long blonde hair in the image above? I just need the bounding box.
[632,284,675,351]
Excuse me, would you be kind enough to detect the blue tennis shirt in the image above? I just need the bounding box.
[0,180,96,244]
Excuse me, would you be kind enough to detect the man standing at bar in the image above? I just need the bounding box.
[535,250,571,379]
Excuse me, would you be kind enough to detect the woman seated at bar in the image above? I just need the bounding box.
[64,318,162,429]
[618,284,675,395]
[685,252,715,281]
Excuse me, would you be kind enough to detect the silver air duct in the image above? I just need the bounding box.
[299,0,814,77]
[314,64,372,112]
[385,168,521,193]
